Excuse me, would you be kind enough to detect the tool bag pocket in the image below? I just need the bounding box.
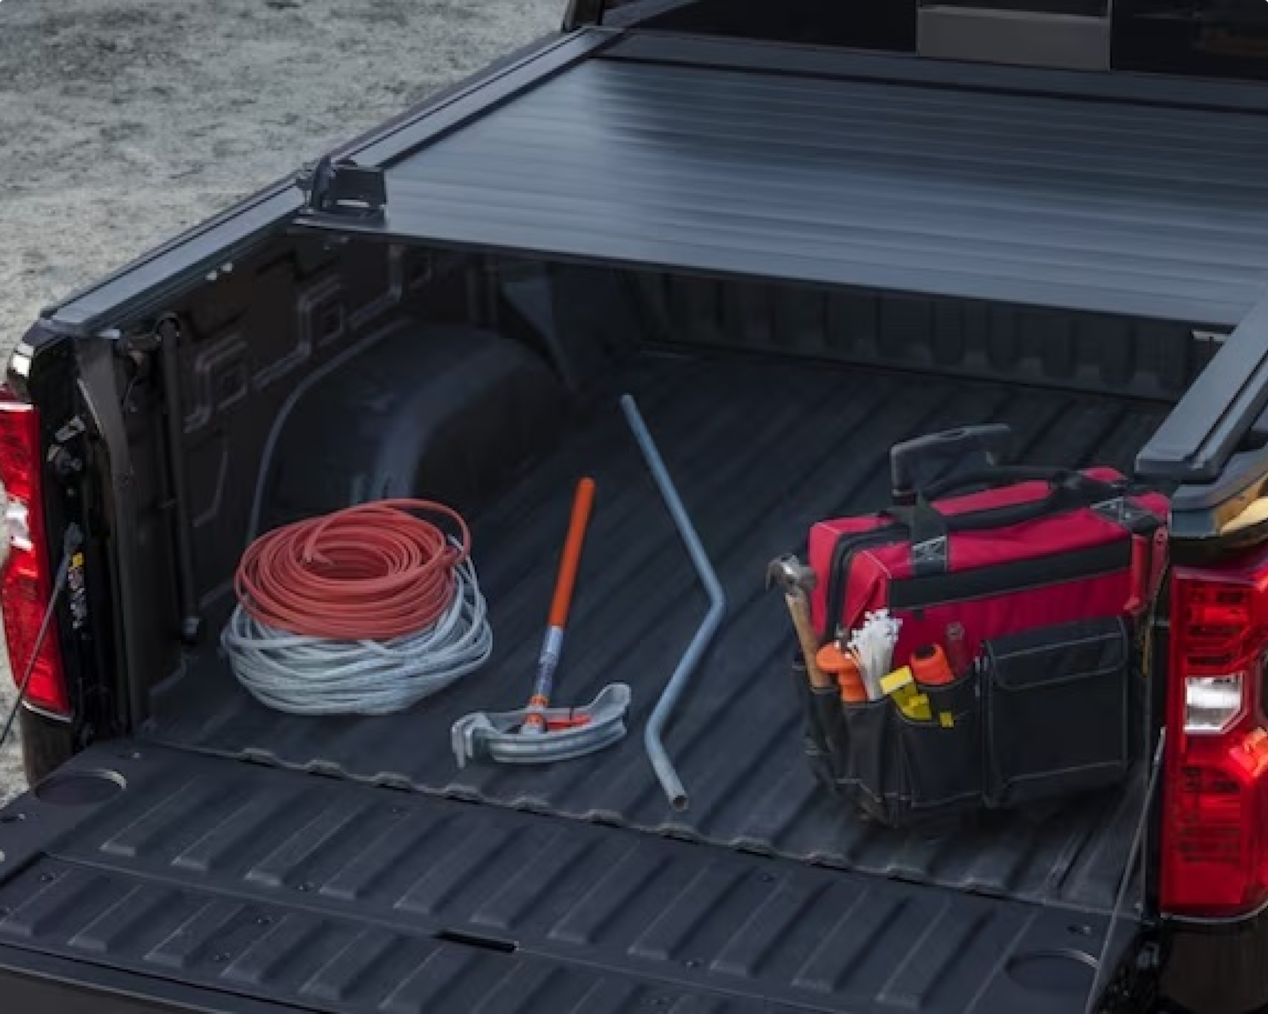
[834,677,982,825]
[789,656,841,792]
[839,696,906,824]
[895,676,983,816]
[983,616,1131,808]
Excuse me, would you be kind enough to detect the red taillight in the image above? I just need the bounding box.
[0,398,69,716]
[1162,548,1268,918]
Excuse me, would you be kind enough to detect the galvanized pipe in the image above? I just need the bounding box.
[620,394,727,812]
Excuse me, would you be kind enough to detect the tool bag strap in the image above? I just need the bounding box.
[918,464,1090,499]
[884,468,1126,575]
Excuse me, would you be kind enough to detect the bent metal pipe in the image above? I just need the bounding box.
[620,394,728,813]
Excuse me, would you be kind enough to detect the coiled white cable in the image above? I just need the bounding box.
[221,554,493,716]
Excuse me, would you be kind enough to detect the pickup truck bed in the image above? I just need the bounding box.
[12,20,1252,1013]
[147,353,1166,915]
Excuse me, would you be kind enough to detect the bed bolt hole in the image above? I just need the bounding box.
[213,952,231,964]
[297,882,313,893]
[1068,924,1093,937]
[256,915,273,926]
[39,872,57,884]
[0,814,26,825]
[433,929,517,954]
[685,958,702,969]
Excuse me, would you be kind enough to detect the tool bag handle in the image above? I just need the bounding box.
[890,425,1014,505]
[884,468,1126,575]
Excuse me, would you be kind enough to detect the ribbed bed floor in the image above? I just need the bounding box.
[147,354,1169,914]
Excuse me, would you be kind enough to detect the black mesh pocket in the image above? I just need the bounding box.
[983,617,1130,808]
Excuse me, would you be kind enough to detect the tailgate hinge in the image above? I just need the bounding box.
[296,156,387,221]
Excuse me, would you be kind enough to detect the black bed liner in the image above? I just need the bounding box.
[148,353,1166,916]
[297,32,1268,328]
[0,744,1135,1013]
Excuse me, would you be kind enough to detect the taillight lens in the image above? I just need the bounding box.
[1163,549,1268,918]
[0,398,69,716]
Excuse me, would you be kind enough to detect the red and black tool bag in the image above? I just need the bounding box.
[808,465,1169,660]
[790,433,1168,828]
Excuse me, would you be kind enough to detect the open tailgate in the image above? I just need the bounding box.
[0,745,1136,1013]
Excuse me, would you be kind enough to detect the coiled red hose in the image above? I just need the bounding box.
[235,500,471,640]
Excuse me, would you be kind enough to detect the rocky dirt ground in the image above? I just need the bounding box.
[0,0,561,801]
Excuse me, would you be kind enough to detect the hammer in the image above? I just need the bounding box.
[766,555,832,691]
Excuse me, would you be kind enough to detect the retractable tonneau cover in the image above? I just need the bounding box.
[295,31,1268,328]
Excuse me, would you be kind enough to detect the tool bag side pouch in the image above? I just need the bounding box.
[789,656,841,792]
[983,616,1131,809]
[834,676,983,826]
[839,696,908,824]
[895,676,983,816]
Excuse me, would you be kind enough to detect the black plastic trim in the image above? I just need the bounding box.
[1137,293,1268,483]
[1166,445,1268,543]
[1161,901,1268,1014]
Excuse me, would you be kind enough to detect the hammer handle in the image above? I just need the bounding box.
[786,591,833,690]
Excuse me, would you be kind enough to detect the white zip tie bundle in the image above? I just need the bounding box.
[220,555,493,716]
[846,609,902,701]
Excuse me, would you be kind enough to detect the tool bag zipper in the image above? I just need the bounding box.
[823,524,903,640]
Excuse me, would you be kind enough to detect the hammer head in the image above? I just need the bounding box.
[765,554,817,593]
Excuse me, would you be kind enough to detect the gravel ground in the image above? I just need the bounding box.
[0,0,561,801]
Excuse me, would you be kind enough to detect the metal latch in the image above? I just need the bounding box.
[297,156,387,220]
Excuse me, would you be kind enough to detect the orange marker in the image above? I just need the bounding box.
[911,643,954,686]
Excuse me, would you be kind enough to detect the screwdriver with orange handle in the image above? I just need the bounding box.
[522,477,597,735]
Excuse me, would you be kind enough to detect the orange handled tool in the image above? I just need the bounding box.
[911,643,954,686]
[524,478,596,733]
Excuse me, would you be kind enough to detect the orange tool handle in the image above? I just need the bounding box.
[548,478,597,629]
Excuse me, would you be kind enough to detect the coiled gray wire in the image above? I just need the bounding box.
[221,553,492,716]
